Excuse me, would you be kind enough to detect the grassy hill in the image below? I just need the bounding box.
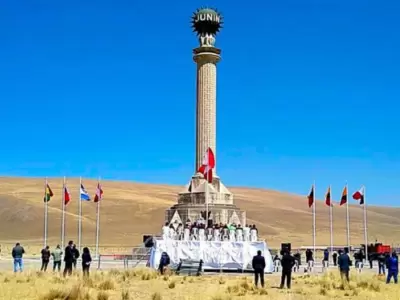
[0,177,399,253]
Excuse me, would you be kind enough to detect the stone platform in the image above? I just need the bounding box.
[165,174,246,225]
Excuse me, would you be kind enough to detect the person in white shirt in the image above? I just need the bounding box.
[183,226,190,241]
[162,222,170,240]
[177,223,183,240]
[250,225,258,242]
[236,225,243,242]
[207,227,213,241]
[191,226,198,241]
[198,225,206,241]
[243,225,250,242]
[229,224,236,241]
[169,224,176,240]
[213,227,220,241]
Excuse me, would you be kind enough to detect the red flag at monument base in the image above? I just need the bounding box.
[198,147,215,183]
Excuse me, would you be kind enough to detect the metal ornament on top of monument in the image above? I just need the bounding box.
[191,8,223,47]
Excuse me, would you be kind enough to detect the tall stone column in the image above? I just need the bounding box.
[194,50,220,174]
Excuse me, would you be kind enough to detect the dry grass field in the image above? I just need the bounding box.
[0,268,399,300]
[1,176,400,254]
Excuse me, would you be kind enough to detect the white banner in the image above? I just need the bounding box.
[149,240,274,273]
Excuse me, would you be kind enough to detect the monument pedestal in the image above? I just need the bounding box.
[165,174,246,225]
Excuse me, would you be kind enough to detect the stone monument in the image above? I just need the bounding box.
[165,8,246,226]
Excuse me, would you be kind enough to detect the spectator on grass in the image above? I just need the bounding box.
[306,249,314,272]
[12,242,25,273]
[332,251,338,266]
[323,248,329,269]
[40,246,51,272]
[273,254,281,272]
[378,252,386,275]
[81,247,92,277]
[159,252,170,275]
[52,245,63,272]
[338,247,351,282]
[386,252,398,284]
[63,241,74,277]
[72,244,80,269]
[293,251,301,272]
[252,250,266,288]
[280,250,296,289]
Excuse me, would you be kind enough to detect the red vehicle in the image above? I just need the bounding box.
[362,243,391,261]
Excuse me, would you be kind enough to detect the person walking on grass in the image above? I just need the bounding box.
[386,252,398,284]
[280,250,296,289]
[338,247,351,283]
[63,241,74,277]
[252,250,266,288]
[52,245,63,272]
[40,246,51,272]
[12,242,25,273]
[81,247,92,277]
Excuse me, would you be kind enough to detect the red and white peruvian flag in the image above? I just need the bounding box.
[352,186,365,205]
[64,185,71,205]
[94,183,104,203]
[198,147,215,183]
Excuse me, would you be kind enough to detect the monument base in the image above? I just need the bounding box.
[149,239,274,273]
[165,174,246,225]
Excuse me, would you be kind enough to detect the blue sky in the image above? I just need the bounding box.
[1,1,399,206]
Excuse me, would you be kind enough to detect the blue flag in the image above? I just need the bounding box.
[80,184,90,201]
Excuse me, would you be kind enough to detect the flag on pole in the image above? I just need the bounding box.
[307,184,314,208]
[94,183,103,203]
[352,186,365,205]
[198,147,215,183]
[64,185,71,205]
[340,186,348,206]
[80,184,90,201]
[44,184,54,202]
[325,186,332,206]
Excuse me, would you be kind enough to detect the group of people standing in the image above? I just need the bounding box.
[11,241,92,277]
[162,220,259,242]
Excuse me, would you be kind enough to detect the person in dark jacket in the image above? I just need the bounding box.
[280,250,296,289]
[386,252,398,284]
[378,252,386,275]
[63,241,74,277]
[332,252,338,266]
[305,249,314,272]
[40,246,51,272]
[252,250,266,288]
[338,247,351,282]
[12,242,25,272]
[293,251,301,272]
[81,247,92,277]
[323,249,329,269]
[159,252,170,275]
[72,244,80,269]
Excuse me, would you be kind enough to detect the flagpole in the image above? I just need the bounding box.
[44,177,48,248]
[363,186,368,261]
[329,185,333,254]
[78,177,82,252]
[61,176,66,248]
[95,177,101,259]
[312,181,316,254]
[346,183,350,249]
